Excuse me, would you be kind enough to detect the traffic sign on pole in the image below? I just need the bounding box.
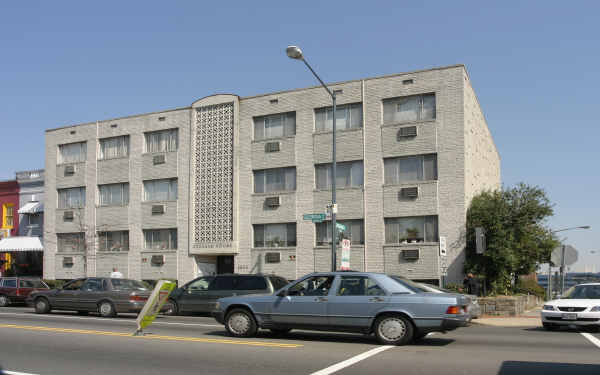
[340,239,351,270]
[303,213,326,223]
[336,222,346,232]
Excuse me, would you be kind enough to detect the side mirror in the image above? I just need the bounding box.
[277,289,288,297]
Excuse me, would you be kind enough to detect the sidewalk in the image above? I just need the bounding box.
[471,307,542,327]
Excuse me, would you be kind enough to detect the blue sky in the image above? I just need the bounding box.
[1,1,598,272]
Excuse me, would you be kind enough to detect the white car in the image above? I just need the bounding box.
[541,283,600,330]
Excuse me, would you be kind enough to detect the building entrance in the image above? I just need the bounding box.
[217,255,234,274]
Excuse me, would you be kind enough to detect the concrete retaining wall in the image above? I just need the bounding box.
[478,295,542,316]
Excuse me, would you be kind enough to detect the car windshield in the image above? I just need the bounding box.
[389,275,431,293]
[110,279,149,291]
[561,285,600,299]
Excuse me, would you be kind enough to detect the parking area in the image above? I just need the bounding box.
[1,307,600,375]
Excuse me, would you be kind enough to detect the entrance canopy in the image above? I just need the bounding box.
[18,201,44,214]
[0,236,43,252]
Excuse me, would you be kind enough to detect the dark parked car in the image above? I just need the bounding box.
[165,274,289,315]
[27,277,153,317]
[0,277,49,307]
[213,272,470,345]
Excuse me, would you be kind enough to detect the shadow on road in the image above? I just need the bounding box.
[498,361,600,375]
[523,326,600,334]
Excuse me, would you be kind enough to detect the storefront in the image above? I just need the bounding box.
[0,236,44,277]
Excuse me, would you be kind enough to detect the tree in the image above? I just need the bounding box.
[464,183,559,295]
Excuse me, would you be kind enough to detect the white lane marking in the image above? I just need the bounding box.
[310,346,394,375]
[6,370,41,375]
[581,332,600,349]
[0,312,221,328]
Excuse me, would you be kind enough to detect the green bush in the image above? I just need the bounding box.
[43,279,66,289]
[514,278,546,299]
[444,283,463,293]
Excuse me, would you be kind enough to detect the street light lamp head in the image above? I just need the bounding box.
[286,45,303,60]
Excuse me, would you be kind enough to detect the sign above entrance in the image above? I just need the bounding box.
[303,213,326,223]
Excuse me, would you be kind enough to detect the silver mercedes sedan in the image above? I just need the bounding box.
[212,271,470,345]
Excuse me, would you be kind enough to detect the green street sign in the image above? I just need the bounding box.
[303,213,326,222]
[336,222,346,232]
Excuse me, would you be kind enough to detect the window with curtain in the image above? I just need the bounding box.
[98,183,129,206]
[253,223,296,247]
[57,233,85,252]
[384,154,437,184]
[143,229,177,250]
[58,187,86,209]
[315,103,362,131]
[254,112,296,140]
[385,216,438,243]
[98,231,129,252]
[3,204,14,228]
[98,136,129,160]
[315,160,363,189]
[316,220,364,245]
[253,167,296,193]
[58,142,87,164]
[143,179,178,201]
[144,129,178,153]
[383,93,436,124]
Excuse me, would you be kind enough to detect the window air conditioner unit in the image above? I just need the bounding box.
[397,126,417,140]
[401,249,419,261]
[153,154,166,165]
[400,187,419,199]
[151,205,165,215]
[64,165,75,176]
[63,211,74,221]
[265,252,281,264]
[265,196,281,207]
[63,257,74,267]
[151,255,165,266]
[264,142,281,153]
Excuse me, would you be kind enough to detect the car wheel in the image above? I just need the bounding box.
[98,301,116,318]
[34,297,51,314]
[543,322,559,331]
[0,295,9,307]
[374,314,414,346]
[225,308,258,338]
[270,328,292,336]
[164,300,178,316]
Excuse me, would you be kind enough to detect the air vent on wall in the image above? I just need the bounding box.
[158,116,166,121]
[269,98,279,104]
[402,79,414,85]
[110,124,118,128]
[151,205,165,215]
[151,255,165,266]
[400,187,419,199]
[401,249,419,261]
[265,196,281,207]
[397,126,417,140]
[265,252,281,264]
[63,211,74,221]
[264,142,280,153]
[153,154,166,165]
[64,165,75,176]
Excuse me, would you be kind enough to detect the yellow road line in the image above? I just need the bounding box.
[0,324,302,348]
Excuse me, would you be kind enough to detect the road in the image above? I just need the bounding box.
[1,307,600,375]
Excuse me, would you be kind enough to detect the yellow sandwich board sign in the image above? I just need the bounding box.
[134,279,176,335]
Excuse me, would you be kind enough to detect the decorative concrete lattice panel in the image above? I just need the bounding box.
[193,102,234,248]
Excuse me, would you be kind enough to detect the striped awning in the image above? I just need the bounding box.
[0,236,44,252]
[18,201,43,214]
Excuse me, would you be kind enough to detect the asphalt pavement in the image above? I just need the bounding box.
[1,306,600,375]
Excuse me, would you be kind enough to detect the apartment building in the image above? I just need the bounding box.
[44,64,500,285]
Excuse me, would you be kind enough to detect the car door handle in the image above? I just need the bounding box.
[369,297,385,302]
[315,297,328,302]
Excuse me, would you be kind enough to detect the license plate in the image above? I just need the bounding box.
[562,313,577,320]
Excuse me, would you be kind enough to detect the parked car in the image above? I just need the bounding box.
[212,271,470,345]
[416,281,482,319]
[27,277,154,317]
[0,277,49,307]
[541,283,600,330]
[165,274,289,315]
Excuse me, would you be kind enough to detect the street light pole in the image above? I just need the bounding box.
[287,46,337,271]
[549,225,590,297]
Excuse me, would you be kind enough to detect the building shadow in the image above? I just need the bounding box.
[498,361,600,375]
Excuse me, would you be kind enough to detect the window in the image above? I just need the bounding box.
[143,229,177,250]
[315,103,362,131]
[81,278,104,291]
[253,223,296,248]
[254,112,296,140]
[315,160,363,189]
[57,233,85,252]
[211,276,236,290]
[19,279,46,288]
[337,276,386,296]
[385,216,439,244]
[143,179,178,201]
[253,167,296,193]
[98,183,129,206]
[110,279,149,291]
[288,275,334,296]
[383,93,435,124]
[269,276,289,291]
[58,187,86,209]
[316,219,364,245]
[98,231,129,252]
[236,276,268,290]
[384,154,437,184]
[99,136,129,160]
[144,129,178,153]
[58,142,87,164]
[62,279,85,290]
[3,279,16,288]
[187,277,214,291]
[3,204,14,228]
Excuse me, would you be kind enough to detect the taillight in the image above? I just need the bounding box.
[446,306,465,314]
[130,295,147,303]
[16,289,21,296]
